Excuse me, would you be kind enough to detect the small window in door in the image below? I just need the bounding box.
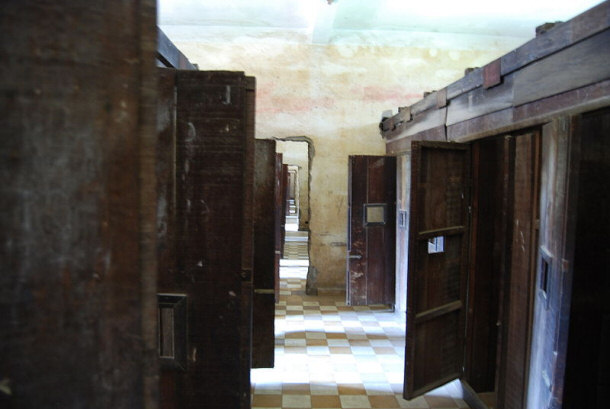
[364,203,387,226]
[539,247,552,309]
[158,293,187,371]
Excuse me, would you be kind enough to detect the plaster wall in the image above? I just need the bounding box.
[167,28,525,293]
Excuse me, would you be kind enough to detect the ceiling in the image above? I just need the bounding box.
[158,0,602,45]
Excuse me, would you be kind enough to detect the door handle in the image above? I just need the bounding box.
[349,254,362,260]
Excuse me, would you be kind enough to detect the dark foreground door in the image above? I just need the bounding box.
[347,155,396,306]
[403,142,471,399]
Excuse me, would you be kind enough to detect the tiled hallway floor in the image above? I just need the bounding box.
[251,228,469,409]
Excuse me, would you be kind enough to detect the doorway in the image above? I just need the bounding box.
[276,139,311,233]
[562,107,610,408]
[402,133,540,409]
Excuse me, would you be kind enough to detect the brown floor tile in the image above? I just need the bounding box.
[252,394,282,407]
[338,384,367,395]
[306,339,328,346]
[326,332,348,339]
[367,334,389,340]
[311,394,342,408]
[349,339,371,346]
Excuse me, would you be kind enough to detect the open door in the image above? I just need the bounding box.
[403,142,471,399]
[157,70,254,409]
[252,139,277,368]
[347,155,396,306]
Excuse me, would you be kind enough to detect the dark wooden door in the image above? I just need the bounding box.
[347,155,396,306]
[497,131,540,409]
[274,153,283,300]
[280,163,288,257]
[1,4,157,408]
[403,142,470,399]
[252,139,277,368]
[157,70,254,409]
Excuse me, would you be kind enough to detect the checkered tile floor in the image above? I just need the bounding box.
[251,230,469,409]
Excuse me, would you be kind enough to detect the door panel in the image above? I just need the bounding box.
[157,70,254,409]
[498,132,539,409]
[404,142,470,399]
[252,139,277,368]
[280,164,288,257]
[526,118,573,409]
[347,155,396,306]
[274,153,283,300]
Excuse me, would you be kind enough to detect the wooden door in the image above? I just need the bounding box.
[526,117,573,409]
[280,164,288,257]
[274,153,283,300]
[347,155,396,306]
[0,3,157,407]
[403,142,470,399]
[252,139,277,368]
[497,132,540,409]
[157,70,254,409]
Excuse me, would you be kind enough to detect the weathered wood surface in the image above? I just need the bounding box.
[514,29,610,106]
[394,153,411,313]
[252,140,277,368]
[157,68,177,294]
[498,132,539,409]
[172,71,253,409]
[447,68,483,100]
[386,108,447,142]
[447,80,610,143]
[347,156,367,306]
[526,117,572,409]
[404,143,470,400]
[386,126,446,154]
[382,3,610,151]
[347,156,396,307]
[464,139,503,392]
[240,76,255,409]
[158,28,197,70]
[502,1,610,76]
[274,153,283,299]
[0,2,158,408]
[446,75,514,126]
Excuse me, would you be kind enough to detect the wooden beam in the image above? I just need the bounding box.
[502,1,610,76]
[513,29,610,106]
[157,27,197,70]
[385,126,446,155]
[447,80,610,142]
[394,108,446,140]
[446,74,515,126]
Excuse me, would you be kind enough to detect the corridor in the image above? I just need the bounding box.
[250,217,469,409]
